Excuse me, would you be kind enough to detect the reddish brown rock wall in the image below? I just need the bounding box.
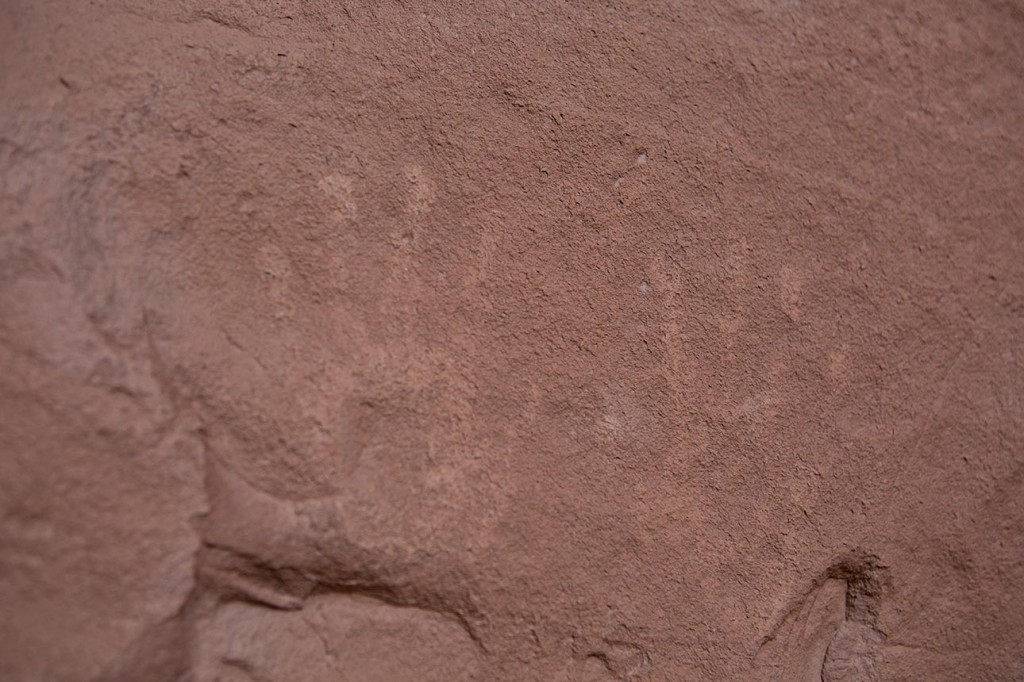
[2,1,1023,680]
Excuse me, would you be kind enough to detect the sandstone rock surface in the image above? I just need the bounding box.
[2,1,1023,680]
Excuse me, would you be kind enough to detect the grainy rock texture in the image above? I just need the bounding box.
[2,1,1023,680]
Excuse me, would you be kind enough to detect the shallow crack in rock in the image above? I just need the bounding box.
[752,552,890,682]
[95,451,485,681]
[570,628,652,681]
[197,456,485,633]
[821,553,890,682]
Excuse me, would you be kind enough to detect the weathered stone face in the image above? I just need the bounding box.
[2,1,1023,680]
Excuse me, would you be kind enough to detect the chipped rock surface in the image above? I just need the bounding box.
[2,1,1023,680]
